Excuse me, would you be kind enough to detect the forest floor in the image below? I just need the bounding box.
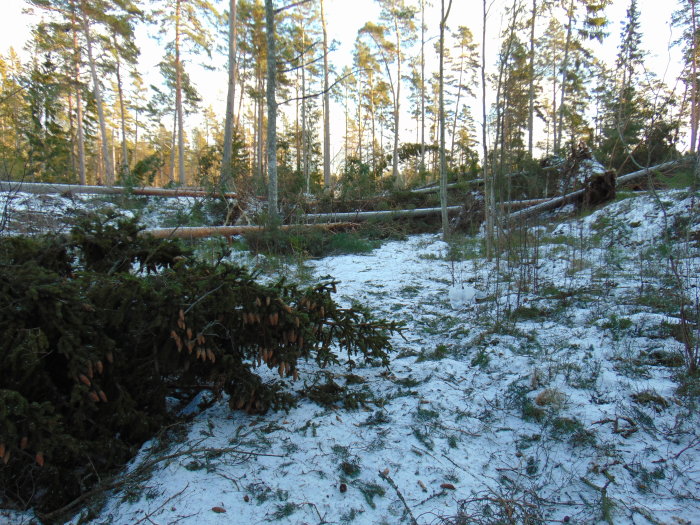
[2,186,700,524]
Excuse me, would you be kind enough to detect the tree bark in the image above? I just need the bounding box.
[392,14,403,186]
[690,0,698,154]
[555,0,574,154]
[439,0,453,239]
[303,206,463,223]
[142,222,357,240]
[0,180,238,198]
[481,0,494,259]
[80,2,114,185]
[265,0,279,217]
[113,35,129,178]
[527,0,537,157]
[419,0,426,174]
[71,5,86,185]
[221,0,239,190]
[320,0,331,188]
[175,0,186,185]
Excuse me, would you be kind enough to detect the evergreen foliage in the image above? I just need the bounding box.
[0,214,399,514]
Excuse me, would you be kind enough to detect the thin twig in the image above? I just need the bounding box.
[379,470,418,525]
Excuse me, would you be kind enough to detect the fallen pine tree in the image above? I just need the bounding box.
[0,212,401,516]
[141,221,358,239]
[505,159,688,224]
[0,180,238,199]
[301,205,463,223]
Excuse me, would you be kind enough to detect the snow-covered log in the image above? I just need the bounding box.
[0,180,238,199]
[141,222,358,239]
[302,205,463,222]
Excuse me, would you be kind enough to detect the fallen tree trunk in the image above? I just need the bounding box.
[141,222,357,239]
[616,159,688,185]
[501,198,551,209]
[0,181,238,199]
[506,160,687,224]
[302,205,463,222]
[411,172,525,193]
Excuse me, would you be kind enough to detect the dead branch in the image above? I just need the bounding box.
[379,469,418,525]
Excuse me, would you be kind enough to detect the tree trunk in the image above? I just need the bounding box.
[482,0,494,259]
[175,0,186,185]
[303,206,463,223]
[320,0,331,188]
[80,2,114,185]
[450,39,465,161]
[690,0,698,154]
[556,0,574,154]
[527,0,537,157]
[220,0,238,190]
[71,6,86,186]
[142,222,357,240]
[439,0,452,239]
[114,35,129,178]
[169,111,176,184]
[392,16,402,186]
[265,0,278,217]
[420,0,426,174]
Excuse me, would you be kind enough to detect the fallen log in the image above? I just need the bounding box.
[411,172,525,193]
[506,160,687,224]
[302,205,463,222]
[500,198,551,209]
[0,180,238,199]
[141,222,358,239]
[616,159,689,185]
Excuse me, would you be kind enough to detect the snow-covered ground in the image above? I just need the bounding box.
[3,189,700,524]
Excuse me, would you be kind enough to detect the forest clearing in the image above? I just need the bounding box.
[2,0,700,523]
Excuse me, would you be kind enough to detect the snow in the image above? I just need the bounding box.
[4,188,700,524]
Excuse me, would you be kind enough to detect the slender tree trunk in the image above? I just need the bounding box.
[420,0,426,174]
[114,36,129,178]
[393,17,402,186]
[370,70,376,177]
[68,91,76,178]
[169,112,176,183]
[439,0,453,240]
[265,0,278,217]
[320,0,331,188]
[221,0,239,190]
[482,0,494,259]
[80,2,114,185]
[175,0,186,185]
[71,6,86,185]
[690,0,698,154]
[527,0,537,157]
[302,38,310,193]
[556,0,574,154]
[450,41,466,161]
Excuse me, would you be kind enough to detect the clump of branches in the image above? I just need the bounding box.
[0,212,401,513]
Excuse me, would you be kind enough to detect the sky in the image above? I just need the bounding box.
[0,0,687,159]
